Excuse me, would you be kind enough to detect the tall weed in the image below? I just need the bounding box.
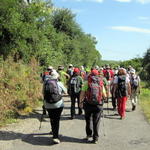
[0,57,42,126]
[140,85,150,123]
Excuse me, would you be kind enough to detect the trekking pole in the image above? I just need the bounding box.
[39,106,45,130]
[107,97,109,114]
[101,101,106,136]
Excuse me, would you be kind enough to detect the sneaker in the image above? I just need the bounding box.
[92,139,98,144]
[53,138,60,144]
[84,135,92,142]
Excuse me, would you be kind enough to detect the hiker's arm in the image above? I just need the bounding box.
[79,91,86,108]
[102,85,107,99]
[127,82,131,96]
[138,76,141,94]
[64,72,70,79]
[59,82,68,95]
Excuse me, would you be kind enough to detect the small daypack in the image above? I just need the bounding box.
[67,69,73,77]
[86,76,103,105]
[70,76,81,94]
[131,75,139,90]
[117,76,127,98]
[105,70,111,81]
[44,79,62,103]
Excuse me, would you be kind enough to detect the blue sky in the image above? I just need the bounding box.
[52,0,150,61]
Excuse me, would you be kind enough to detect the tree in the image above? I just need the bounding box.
[142,48,150,80]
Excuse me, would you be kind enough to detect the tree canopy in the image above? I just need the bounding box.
[0,0,101,68]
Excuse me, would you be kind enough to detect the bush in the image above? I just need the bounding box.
[0,57,42,126]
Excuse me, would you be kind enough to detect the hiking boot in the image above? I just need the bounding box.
[132,105,136,111]
[53,138,60,144]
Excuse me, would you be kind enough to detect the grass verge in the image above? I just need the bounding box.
[139,82,150,123]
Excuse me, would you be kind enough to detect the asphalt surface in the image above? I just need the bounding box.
[0,97,150,150]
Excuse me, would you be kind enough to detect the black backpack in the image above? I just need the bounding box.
[70,76,81,94]
[117,76,127,98]
[130,76,139,90]
[44,79,62,103]
[105,70,111,81]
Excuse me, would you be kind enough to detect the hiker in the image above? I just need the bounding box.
[103,65,114,99]
[57,65,70,87]
[42,66,53,82]
[66,64,74,77]
[68,68,83,119]
[80,66,86,80]
[111,72,118,110]
[129,69,141,111]
[43,70,67,144]
[41,66,54,115]
[79,69,105,144]
[113,68,131,119]
[98,68,108,100]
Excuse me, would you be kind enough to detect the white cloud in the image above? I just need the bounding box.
[110,26,150,34]
[138,16,150,20]
[61,0,150,3]
[114,0,131,2]
[61,0,103,3]
[136,0,150,4]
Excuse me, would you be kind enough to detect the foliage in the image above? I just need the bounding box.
[119,57,143,72]
[0,0,101,68]
[0,57,42,126]
[142,48,150,80]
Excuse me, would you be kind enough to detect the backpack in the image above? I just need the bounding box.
[117,76,127,98]
[70,76,81,94]
[67,69,73,77]
[86,76,103,105]
[105,70,111,81]
[44,79,62,103]
[131,75,139,90]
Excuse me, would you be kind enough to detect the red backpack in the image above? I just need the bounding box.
[86,75,103,105]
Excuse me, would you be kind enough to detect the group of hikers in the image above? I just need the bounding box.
[41,64,141,144]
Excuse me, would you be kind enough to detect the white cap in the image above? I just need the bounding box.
[130,69,135,74]
[50,70,59,79]
[47,66,53,70]
[69,64,73,67]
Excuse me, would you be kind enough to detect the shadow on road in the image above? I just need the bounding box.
[0,130,87,146]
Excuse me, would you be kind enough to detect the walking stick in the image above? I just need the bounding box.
[39,106,46,130]
[107,97,109,114]
[101,100,106,136]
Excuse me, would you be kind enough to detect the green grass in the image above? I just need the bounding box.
[139,83,150,123]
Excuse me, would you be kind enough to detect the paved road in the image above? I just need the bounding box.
[0,97,150,150]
